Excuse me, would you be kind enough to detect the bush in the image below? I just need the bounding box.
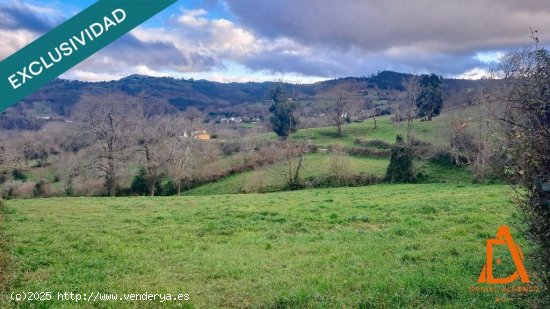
[11,170,26,181]
[242,171,268,193]
[428,149,456,166]
[14,182,36,198]
[158,176,176,196]
[386,135,415,183]
[73,178,105,197]
[501,47,550,298]
[129,169,176,196]
[130,168,149,196]
[329,152,353,184]
[31,180,57,198]
[1,181,23,199]
[63,180,74,197]
[329,144,390,158]
[354,138,392,149]
[304,173,383,189]
[220,141,244,156]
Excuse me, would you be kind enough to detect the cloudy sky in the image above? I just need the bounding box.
[1,0,549,83]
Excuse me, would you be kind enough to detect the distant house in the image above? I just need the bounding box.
[194,132,211,140]
[179,130,211,140]
[220,117,242,124]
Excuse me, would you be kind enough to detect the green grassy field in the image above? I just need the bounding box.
[187,153,472,196]
[1,184,535,308]
[261,117,406,147]
[187,154,390,195]
[279,115,450,147]
[189,114,473,196]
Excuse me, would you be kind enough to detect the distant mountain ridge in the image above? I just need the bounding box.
[0,71,491,130]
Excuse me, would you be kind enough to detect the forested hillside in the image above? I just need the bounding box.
[0,71,498,130]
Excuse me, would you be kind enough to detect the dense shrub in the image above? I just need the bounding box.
[73,179,105,197]
[329,144,390,158]
[0,181,22,198]
[386,135,415,183]
[11,170,26,181]
[242,171,269,193]
[130,168,150,196]
[14,182,35,198]
[220,141,243,156]
[428,149,456,166]
[500,47,550,300]
[354,138,392,149]
[158,177,177,196]
[329,152,353,181]
[129,169,177,197]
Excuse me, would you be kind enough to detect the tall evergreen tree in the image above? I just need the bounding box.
[269,85,298,140]
[416,74,443,121]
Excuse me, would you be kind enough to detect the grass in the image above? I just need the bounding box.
[187,154,389,195]
[1,184,536,308]
[290,117,400,147]
[274,113,453,148]
[186,153,473,196]
[415,162,473,184]
[187,153,473,196]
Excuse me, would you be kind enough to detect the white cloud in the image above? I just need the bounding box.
[454,67,492,80]
[0,28,37,59]
[474,51,506,64]
[3,1,534,82]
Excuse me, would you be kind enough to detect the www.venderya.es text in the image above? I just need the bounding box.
[10,291,190,303]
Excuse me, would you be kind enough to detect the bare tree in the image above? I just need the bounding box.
[283,141,310,189]
[184,106,204,126]
[167,137,195,196]
[470,88,499,183]
[164,118,196,196]
[402,76,420,145]
[73,93,141,196]
[330,91,354,137]
[0,144,21,176]
[371,107,378,129]
[136,117,174,196]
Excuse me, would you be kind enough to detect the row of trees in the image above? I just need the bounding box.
[37,94,214,197]
[267,76,444,188]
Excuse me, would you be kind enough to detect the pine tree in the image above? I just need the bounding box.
[269,85,298,140]
[416,74,443,121]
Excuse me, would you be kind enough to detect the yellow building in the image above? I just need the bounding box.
[195,132,210,141]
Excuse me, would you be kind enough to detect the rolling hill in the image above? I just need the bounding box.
[0,71,497,130]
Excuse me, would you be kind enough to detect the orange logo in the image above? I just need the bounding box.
[478,226,529,284]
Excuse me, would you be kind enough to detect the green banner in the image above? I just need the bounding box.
[0,0,177,112]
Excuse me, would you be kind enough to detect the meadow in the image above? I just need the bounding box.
[1,184,535,308]
[187,154,471,196]
[189,115,473,196]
